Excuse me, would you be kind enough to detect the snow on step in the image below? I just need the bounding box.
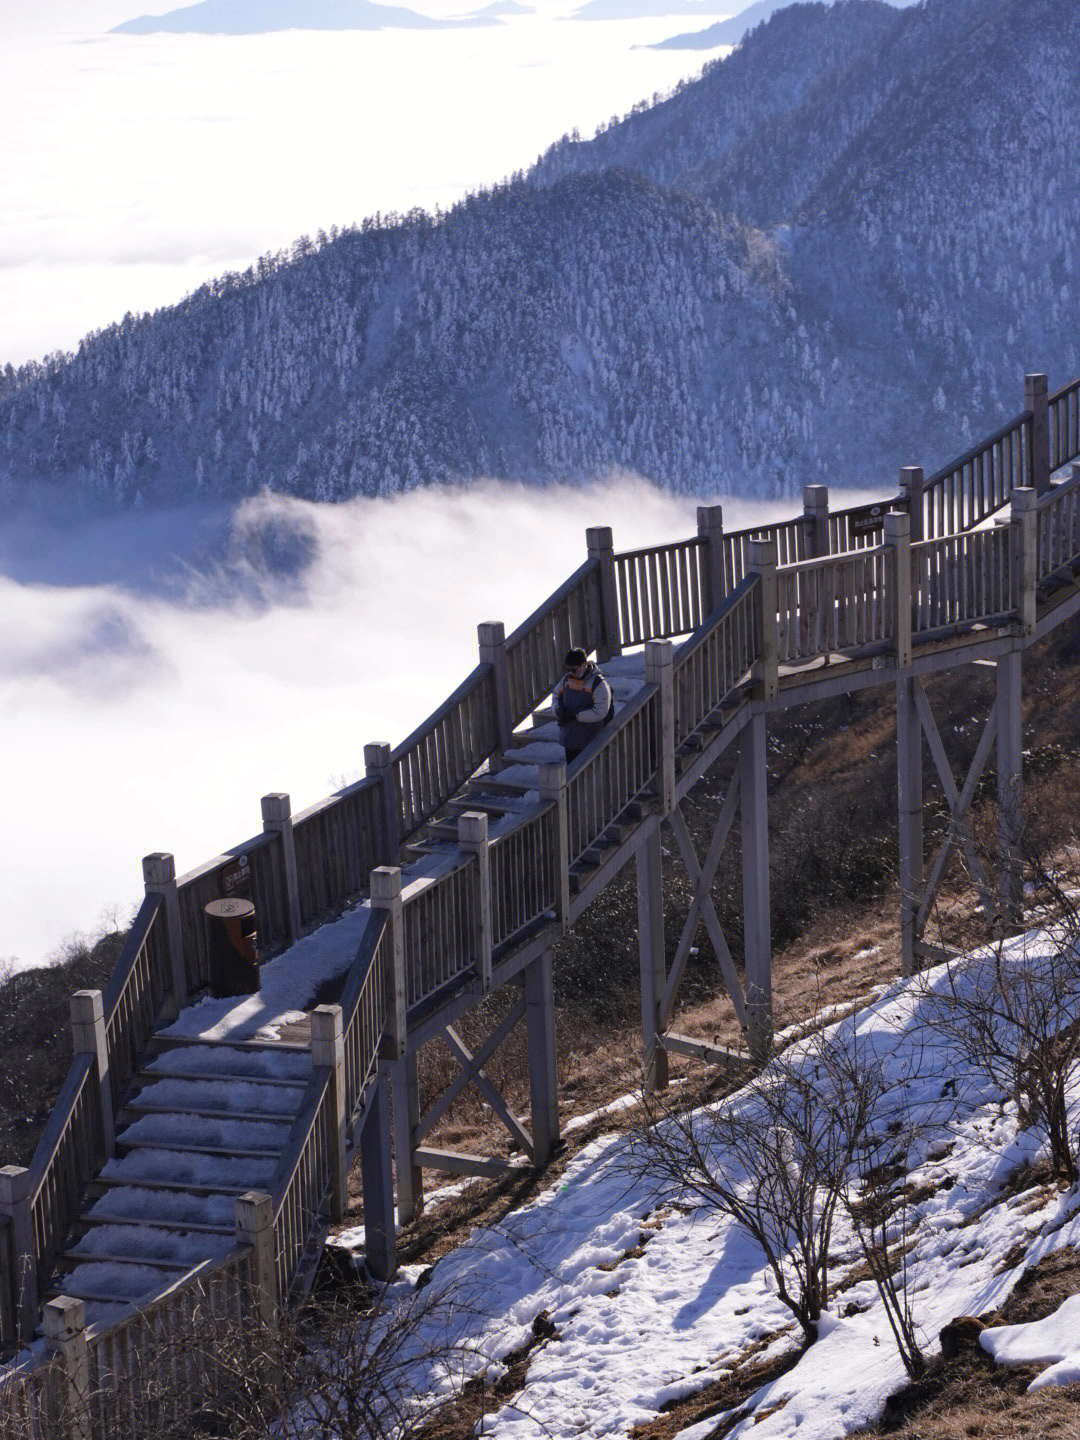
[117,1113,290,1153]
[101,1147,277,1190]
[132,1076,303,1117]
[59,1260,188,1305]
[87,1186,240,1230]
[71,1225,233,1267]
[504,740,565,764]
[145,1044,310,1081]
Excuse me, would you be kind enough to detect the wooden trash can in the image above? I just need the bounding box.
[205,897,260,998]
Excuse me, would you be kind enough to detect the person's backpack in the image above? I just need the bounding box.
[591,668,616,724]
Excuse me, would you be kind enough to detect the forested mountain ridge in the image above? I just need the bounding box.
[3,0,1079,512]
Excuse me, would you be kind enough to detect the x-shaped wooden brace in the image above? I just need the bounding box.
[913,678,998,933]
[661,777,748,1033]
[413,994,535,1162]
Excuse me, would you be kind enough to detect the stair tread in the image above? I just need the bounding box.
[116,1138,282,1158]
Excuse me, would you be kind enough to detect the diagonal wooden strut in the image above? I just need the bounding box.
[413,996,530,1154]
[664,790,748,1030]
[912,679,998,931]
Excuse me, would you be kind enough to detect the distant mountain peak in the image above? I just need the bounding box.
[110,0,497,35]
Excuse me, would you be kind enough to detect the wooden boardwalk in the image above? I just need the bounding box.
[3,369,1080,1435]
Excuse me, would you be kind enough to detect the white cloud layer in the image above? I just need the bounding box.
[1,0,726,364]
[0,478,844,972]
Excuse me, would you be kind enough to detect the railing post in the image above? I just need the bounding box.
[537,761,570,927]
[142,852,187,1016]
[458,812,492,990]
[391,1051,423,1227]
[370,867,406,1059]
[364,742,401,864]
[478,621,513,771]
[884,510,912,668]
[43,1296,90,1440]
[586,526,621,660]
[310,1005,347,1224]
[899,465,925,544]
[897,677,923,976]
[644,640,676,813]
[0,1166,37,1343]
[636,826,669,1092]
[696,504,725,615]
[746,538,779,701]
[359,1073,396,1281]
[1025,373,1051,495]
[1011,486,1038,636]
[524,950,560,1166]
[803,485,829,558]
[740,709,773,1064]
[261,793,302,940]
[235,1192,278,1346]
[71,990,115,1160]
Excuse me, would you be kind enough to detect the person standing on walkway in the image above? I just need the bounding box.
[553,647,614,763]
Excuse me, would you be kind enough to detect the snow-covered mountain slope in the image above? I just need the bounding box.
[349,927,1080,1439]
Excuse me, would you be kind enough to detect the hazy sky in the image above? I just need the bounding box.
[1,0,726,364]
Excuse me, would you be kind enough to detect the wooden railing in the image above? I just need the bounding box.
[673,577,760,748]
[84,1247,256,1440]
[175,831,289,995]
[402,860,479,1011]
[827,499,901,553]
[338,912,392,1119]
[0,1348,46,1436]
[614,538,705,646]
[292,778,383,926]
[271,1068,334,1302]
[776,546,895,664]
[1036,465,1080,581]
[392,666,497,836]
[1049,374,1080,472]
[27,1056,105,1312]
[912,526,1016,634]
[724,516,811,590]
[567,687,660,868]
[490,808,558,951]
[921,412,1030,539]
[101,896,169,1124]
[506,559,601,725]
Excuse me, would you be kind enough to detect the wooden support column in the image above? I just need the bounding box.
[235,1191,279,1373]
[311,1005,347,1224]
[1025,373,1051,494]
[458,812,492,990]
[899,466,925,544]
[478,621,513,771]
[746,539,779,700]
[637,826,668,1091]
[1011,487,1038,636]
[71,990,115,1159]
[587,526,621,660]
[885,510,912,668]
[537,761,570,926]
[365,742,400,864]
[697,504,725,614]
[645,639,675,814]
[371,867,406,1059]
[740,710,772,1063]
[996,648,1024,933]
[0,1166,37,1343]
[43,1297,91,1440]
[142,852,187,1014]
[897,677,924,975]
[359,1074,396,1280]
[803,485,829,558]
[391,1052,423,1225]
[524,951,560,1166]
[261,793,302,940]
